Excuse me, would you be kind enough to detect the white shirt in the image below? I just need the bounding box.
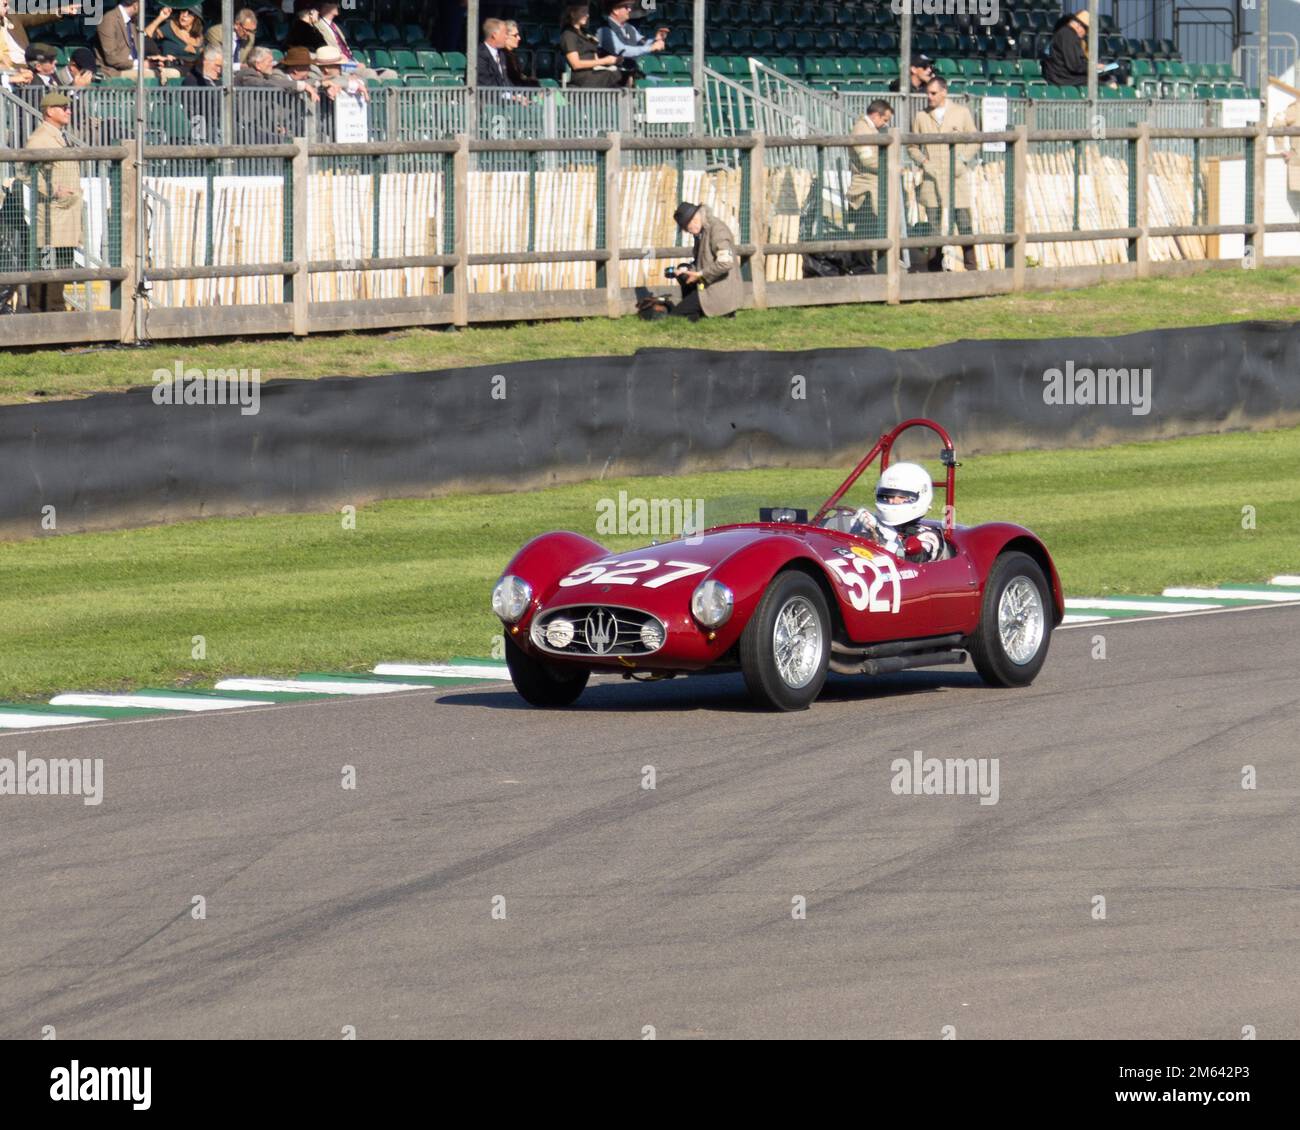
[932,103,947,125]
[2,22,26,66]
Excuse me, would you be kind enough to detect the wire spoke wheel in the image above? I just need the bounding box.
[772,595,824,689]
[997,576,1045,666]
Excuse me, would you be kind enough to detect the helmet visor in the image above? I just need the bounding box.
[877,487,920,506]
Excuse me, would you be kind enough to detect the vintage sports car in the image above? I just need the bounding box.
[492,419,1062,711]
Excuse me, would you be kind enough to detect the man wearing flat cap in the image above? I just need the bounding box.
[22,92,82,313]
[666,201,742,320]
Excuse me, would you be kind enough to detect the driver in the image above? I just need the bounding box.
[851,462,945,563]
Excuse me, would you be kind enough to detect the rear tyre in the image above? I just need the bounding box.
[505,633,589,707]
[739,571,831,711]
[968,551,1052,687]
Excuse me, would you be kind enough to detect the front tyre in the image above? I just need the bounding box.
[968,551,1052,687]
[504,633,589,707]
[739,571,831,711]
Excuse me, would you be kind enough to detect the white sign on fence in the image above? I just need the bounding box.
[981,96,1008,152]
[333,91,369,144]
[644,87,696,125]
[1221,99,1261,128]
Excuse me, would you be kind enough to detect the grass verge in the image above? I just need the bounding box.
[1,268,1296,404]
[0,426,1297,701]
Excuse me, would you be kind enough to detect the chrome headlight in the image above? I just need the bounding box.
[492,574,532,623]
[691,579,734,628]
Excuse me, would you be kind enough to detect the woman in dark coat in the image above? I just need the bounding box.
[559,4,622,89]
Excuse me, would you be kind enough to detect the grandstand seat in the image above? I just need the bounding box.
[960,58,984,78]
[770,56,799,78]
[933,58,959,78]
[443,51,467,73]
[877,31,897,54]
[794,30,814,51]
[948,79,966,94]
[417,50,444,74]
[984,84,1008,99]
[370,48,395,71]
[347,20,379,47]
[751,29,775,53]
[402,25,430,50]
[391,49,419,73]
[1019,59,1043,80]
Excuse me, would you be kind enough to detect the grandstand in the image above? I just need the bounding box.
[3,1,1265,102]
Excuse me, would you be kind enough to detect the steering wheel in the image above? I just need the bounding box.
[817,506,865,533]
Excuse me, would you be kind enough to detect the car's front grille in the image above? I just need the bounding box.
[530,605,667,657]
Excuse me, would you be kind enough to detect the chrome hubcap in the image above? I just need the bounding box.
[773,596,823,689]
[998,577,1045,665]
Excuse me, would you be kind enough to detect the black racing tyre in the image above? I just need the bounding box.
[739,570,832,711]
[967,551,1053,687]
[505,633,589,707]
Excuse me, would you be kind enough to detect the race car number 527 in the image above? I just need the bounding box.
[823,554,901,613]
[558,559,711,589]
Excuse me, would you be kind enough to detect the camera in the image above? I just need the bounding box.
[664,262,693,280]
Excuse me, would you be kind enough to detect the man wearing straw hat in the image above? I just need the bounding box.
[22,91,82,313]
[665,201,741,320]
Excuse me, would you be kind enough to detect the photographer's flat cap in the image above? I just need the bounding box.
[40,92,72,109]
[27,42,58,62]
[672,201,700,228]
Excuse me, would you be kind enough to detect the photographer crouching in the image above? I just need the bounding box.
[664,201,742,321]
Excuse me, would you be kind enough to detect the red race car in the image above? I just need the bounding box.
[492,419,1063,711]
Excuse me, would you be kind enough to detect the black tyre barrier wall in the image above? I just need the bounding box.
[1,320,1297,540]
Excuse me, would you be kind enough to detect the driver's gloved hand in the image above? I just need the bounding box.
[850,508,879,537]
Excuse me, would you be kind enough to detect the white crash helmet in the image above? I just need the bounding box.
[875,462,933,526]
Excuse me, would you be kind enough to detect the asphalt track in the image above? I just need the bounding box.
[1,605,1296,1040]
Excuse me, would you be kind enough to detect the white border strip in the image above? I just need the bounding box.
[216,678,428,695]
[0,712,106,728]
[372,663,511,680]
[50,693,273,712]
[1162,587,1300,602]
[1066,598,1222,612]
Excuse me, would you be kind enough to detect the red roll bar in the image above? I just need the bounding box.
[812,418,959,537]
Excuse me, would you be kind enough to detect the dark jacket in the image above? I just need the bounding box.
[285,19,326,53]
[1044,23,1088,86]
[477,42,510,86]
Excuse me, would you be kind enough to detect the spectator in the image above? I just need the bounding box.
[22,92,82,313]
[95,1,179,81]
[150,4,206,76]
[205,7,257,66]
[598,0,666,86]
[314,45,368,102]
[907,76,978,273]
[58,47,100,88]
[503,21,539,88]
[286,1,327,52]
[1,0,75,82]
[478,18,511,87]
[183,45,222,87]
[1276,94,1300,195]
[1044,10,1116,88]
[667,201,741,320]
[847,99,893,273]
[889,53,934,95]
[23,42,59,93]
[560,4,621,89]
[235,44,319,101]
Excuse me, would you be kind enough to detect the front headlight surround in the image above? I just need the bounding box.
[691,579,734,628]
[492,574,533,623]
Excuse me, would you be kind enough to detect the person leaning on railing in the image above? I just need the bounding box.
[21,92,82,314]
[560,4,621,89]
